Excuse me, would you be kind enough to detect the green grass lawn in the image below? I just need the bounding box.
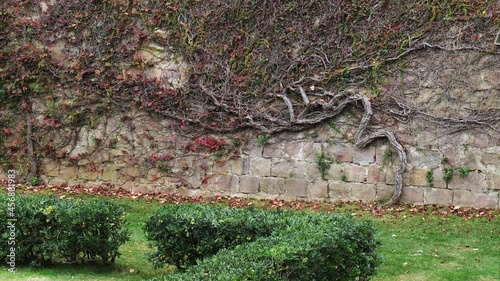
[372,212,499,281]
[1,191,498,281]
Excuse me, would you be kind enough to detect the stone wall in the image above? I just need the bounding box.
[1,50,498,209]
[1,108,498,208]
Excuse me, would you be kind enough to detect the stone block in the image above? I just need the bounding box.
[453,190,499,208]
[284,142,302,159]
[290,161,307,179]
[375,184,395,202]
[260,177,285,195]
[239,176,259,194]
[49,178,68,187]
[460,149,480,170]
[410,167,430,187]
[302,142,318,162]
[147,168,165,182]
[93,151,111,163]
[345,165,368,183]
[121,166,141,178]
[353,146,375,165]
[211,160,230,174]
[406,147,420,166]
[285,179,308,197]
[470,134,489,148]
[483,69,500,87]
[376,144,391,165]
[350,183,376,202]
[243,146,263,157]
[263,143,283,158]
[250,158,271,176]
[440,146,462,167]
[487,172,500,190]
[113,157,130,168]
[469,71,492,90]
[251,193,276,201]
[189,188,214,198]
[152,184,177,194]
[85,181,107,189]
[59,166,79,180]
[367,164,384,183]
[120,181,135,192]
[447,171,487,192]
[68,145,88,159]
[306,163,322,180]
[474,193,498,209]
[385,168,410,186]
[79,168,99,181]
[452,190,475,208]
[328,144,353,163]
[400,186,424,204]
[185,175,202,188]
[271,160,291,178]
[68,180,84,187]
[43,160,60,177]
[32,98,46,113]
[328,182,350,201]
[308,181,328,199]
[325,164,347,181]
[415,131,436,146]
[418,150,442,168]
[231,158,250,175]
[109,148,128,157]
[479,148,500,166]
[423,188,453,206]
[214,175,239,193]
[432,169,447,188]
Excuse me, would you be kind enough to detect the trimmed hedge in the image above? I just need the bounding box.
[0,194,130,264]
[144,204,280,269]
[146,205,380,281]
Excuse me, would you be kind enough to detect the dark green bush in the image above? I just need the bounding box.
[146,206,380,281]
[144,204,280,269]
[0,194,130,264]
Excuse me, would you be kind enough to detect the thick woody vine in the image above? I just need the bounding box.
[0,0,499,204]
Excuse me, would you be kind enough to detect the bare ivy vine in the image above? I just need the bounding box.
[1,0,498,204]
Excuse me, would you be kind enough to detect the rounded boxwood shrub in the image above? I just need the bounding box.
[144,204,281,269]
[0,194,130,264]
[146,205,380,281]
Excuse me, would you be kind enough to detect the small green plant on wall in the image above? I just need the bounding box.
[457,166,471,178]
[426,169,434,187]
[316,146,333,180]
[256,133,271,147]
[443,168,454,185]
[441,156,472,186]
[29,177,41,186]
[340,173,347,182]
[156,161,170,173]
[442,157,450,165]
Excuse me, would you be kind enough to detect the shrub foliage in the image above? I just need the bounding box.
[145,204,380,280]
[144,204,278,269]
[0,194,130,264]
